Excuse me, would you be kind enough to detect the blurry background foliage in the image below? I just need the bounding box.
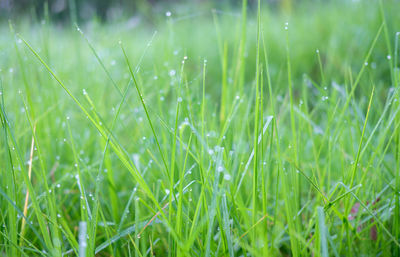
[1,0,296,23]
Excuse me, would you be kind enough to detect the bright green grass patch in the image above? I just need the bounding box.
[1,0,400,256]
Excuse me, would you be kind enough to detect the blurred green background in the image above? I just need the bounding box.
[1,0,296,22]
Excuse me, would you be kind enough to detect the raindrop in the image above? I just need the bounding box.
[177,97,183,103]
[224,173,231,181]
[165,11,172,17]
[387,55,391,60]
[169,69,176,76]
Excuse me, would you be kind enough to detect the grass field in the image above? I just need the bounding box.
[1,0,400,256]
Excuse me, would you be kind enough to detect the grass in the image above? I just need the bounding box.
[1,0,400,256]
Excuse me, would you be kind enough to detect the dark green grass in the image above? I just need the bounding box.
[1,0,400,256]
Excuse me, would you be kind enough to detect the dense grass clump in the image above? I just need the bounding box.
[1,0,400,256]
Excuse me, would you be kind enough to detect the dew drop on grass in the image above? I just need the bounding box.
[224,173,231,181]
[183,56,188,60]
[165,11,171,17]
[154,75,158,80]
[177,97,182,103]
[83,89,87,95]
[56,184,61,188]
[364,62,368,66]
[165,189,170,195]
[217,166,224,172]
[387,55,391,60]
[169,69,176,76]
[316,49,319,53]
[57,213,61,218]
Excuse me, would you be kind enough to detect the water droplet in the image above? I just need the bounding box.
[165,189,170,194]
[110,60,116,66]
[153,75,158,80]
[56,184,61,188]
[165,11,171,17]
[83,89,87,95]
[387,55,392,60]
[224,173,231,181]
[183,56,188,60]
[74,163,78,167]
[57,213,61,218]
[177,97,182,103]
[169,69,176,76]
[217,166,224,172]
[364,62,368,66]
[316,49,319,53]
